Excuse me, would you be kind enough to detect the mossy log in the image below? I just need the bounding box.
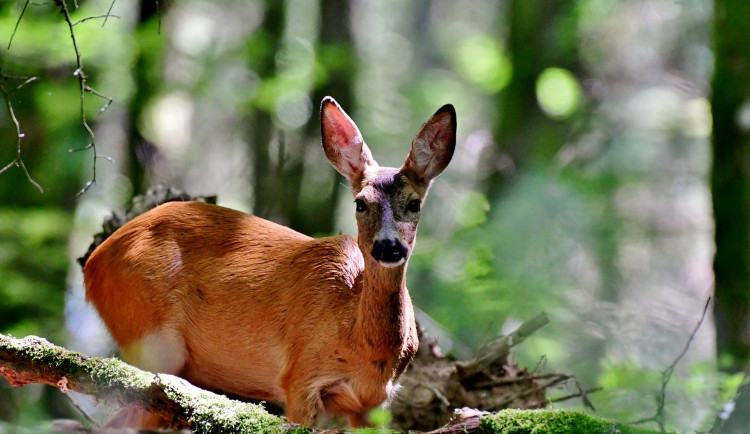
[0,333,293,433]
[0,333,660,433]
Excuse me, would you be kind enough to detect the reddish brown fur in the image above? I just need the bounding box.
[83,97,456,427]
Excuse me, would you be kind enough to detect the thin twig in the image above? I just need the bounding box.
[7,0,31,50]
[13,76,40,92]
[626,297,712,432]
[73,14,121,26]
[85,85,114,112]
[531,355,547,374]
[422,384,451,407]
[472,372,574,389]
[156,0,162,34]
[549,387,603,404]
[0,70,43,192]
[62,391,99,427]
[490,374,570,410]
[573,375,595,410]
[101,0,116,27]
[55,0,116,196]
[483,371,597,412]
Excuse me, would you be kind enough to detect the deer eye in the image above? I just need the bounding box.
[406,199,421,213]
[355,199,368,213]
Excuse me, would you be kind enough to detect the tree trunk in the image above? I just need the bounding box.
[486,0,578,199]
[711,0,750,373]
[125,0,166,195]
[711,0,750,431]
[291,0,356,236]
[250,1,285,221]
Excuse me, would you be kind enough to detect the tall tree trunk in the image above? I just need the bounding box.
[250,1,285,221]
[486,0,577,199]
[711,1,750,431]
[711,0,750,373]
[125,0,166,196]
[293,0,356,235]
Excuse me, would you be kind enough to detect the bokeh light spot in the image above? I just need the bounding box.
[535,67,582,119]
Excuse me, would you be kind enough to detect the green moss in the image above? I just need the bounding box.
[158,374,293,433]
[84,357,154,391]
[1,334,301,432]
[480,409,664,434]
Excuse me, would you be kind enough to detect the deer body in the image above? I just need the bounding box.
[83,97,456,427]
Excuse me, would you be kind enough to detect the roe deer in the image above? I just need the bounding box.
[82,97,456,427]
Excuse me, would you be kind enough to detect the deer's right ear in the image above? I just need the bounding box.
[321,97,374,184]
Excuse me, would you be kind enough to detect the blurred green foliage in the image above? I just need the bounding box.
[0,208,71,425]
[453,34,512,94]
[0,208,69,340]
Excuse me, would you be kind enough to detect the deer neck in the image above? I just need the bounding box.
[353,256,412,357]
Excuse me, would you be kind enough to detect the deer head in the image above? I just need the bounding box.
[321,97,456,268]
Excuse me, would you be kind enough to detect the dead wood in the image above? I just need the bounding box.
[389,312,593,432]
[0,333,292,433]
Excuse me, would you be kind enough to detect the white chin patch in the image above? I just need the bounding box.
[378,258,405,268]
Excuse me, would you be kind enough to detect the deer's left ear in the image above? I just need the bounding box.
[403,104,456,182]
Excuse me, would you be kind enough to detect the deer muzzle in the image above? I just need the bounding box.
[371,238,407,267]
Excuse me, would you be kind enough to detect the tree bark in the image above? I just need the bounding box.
[0,332,654,433]
[0,334,290,433]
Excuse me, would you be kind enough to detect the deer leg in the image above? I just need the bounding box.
[348,412,372,428]
[283,384,319,427]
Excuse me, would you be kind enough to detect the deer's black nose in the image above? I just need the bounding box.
[371,239,407,264]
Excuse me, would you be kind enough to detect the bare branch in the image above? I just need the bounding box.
[5,1,118,194]
[549,387,603,404]
[7,0,31,50]
[54,0,116,196]
[0,70,43,192]
[61,390,99,427]
[85,85,114,112]
[456,312,550,381]
[68,142,94,153]
[73,14,121,27]
[13,75,40,91]
[102,0,117,27]
[626,297,712,432]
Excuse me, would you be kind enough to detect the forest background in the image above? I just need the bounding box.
[0,0,747,432]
